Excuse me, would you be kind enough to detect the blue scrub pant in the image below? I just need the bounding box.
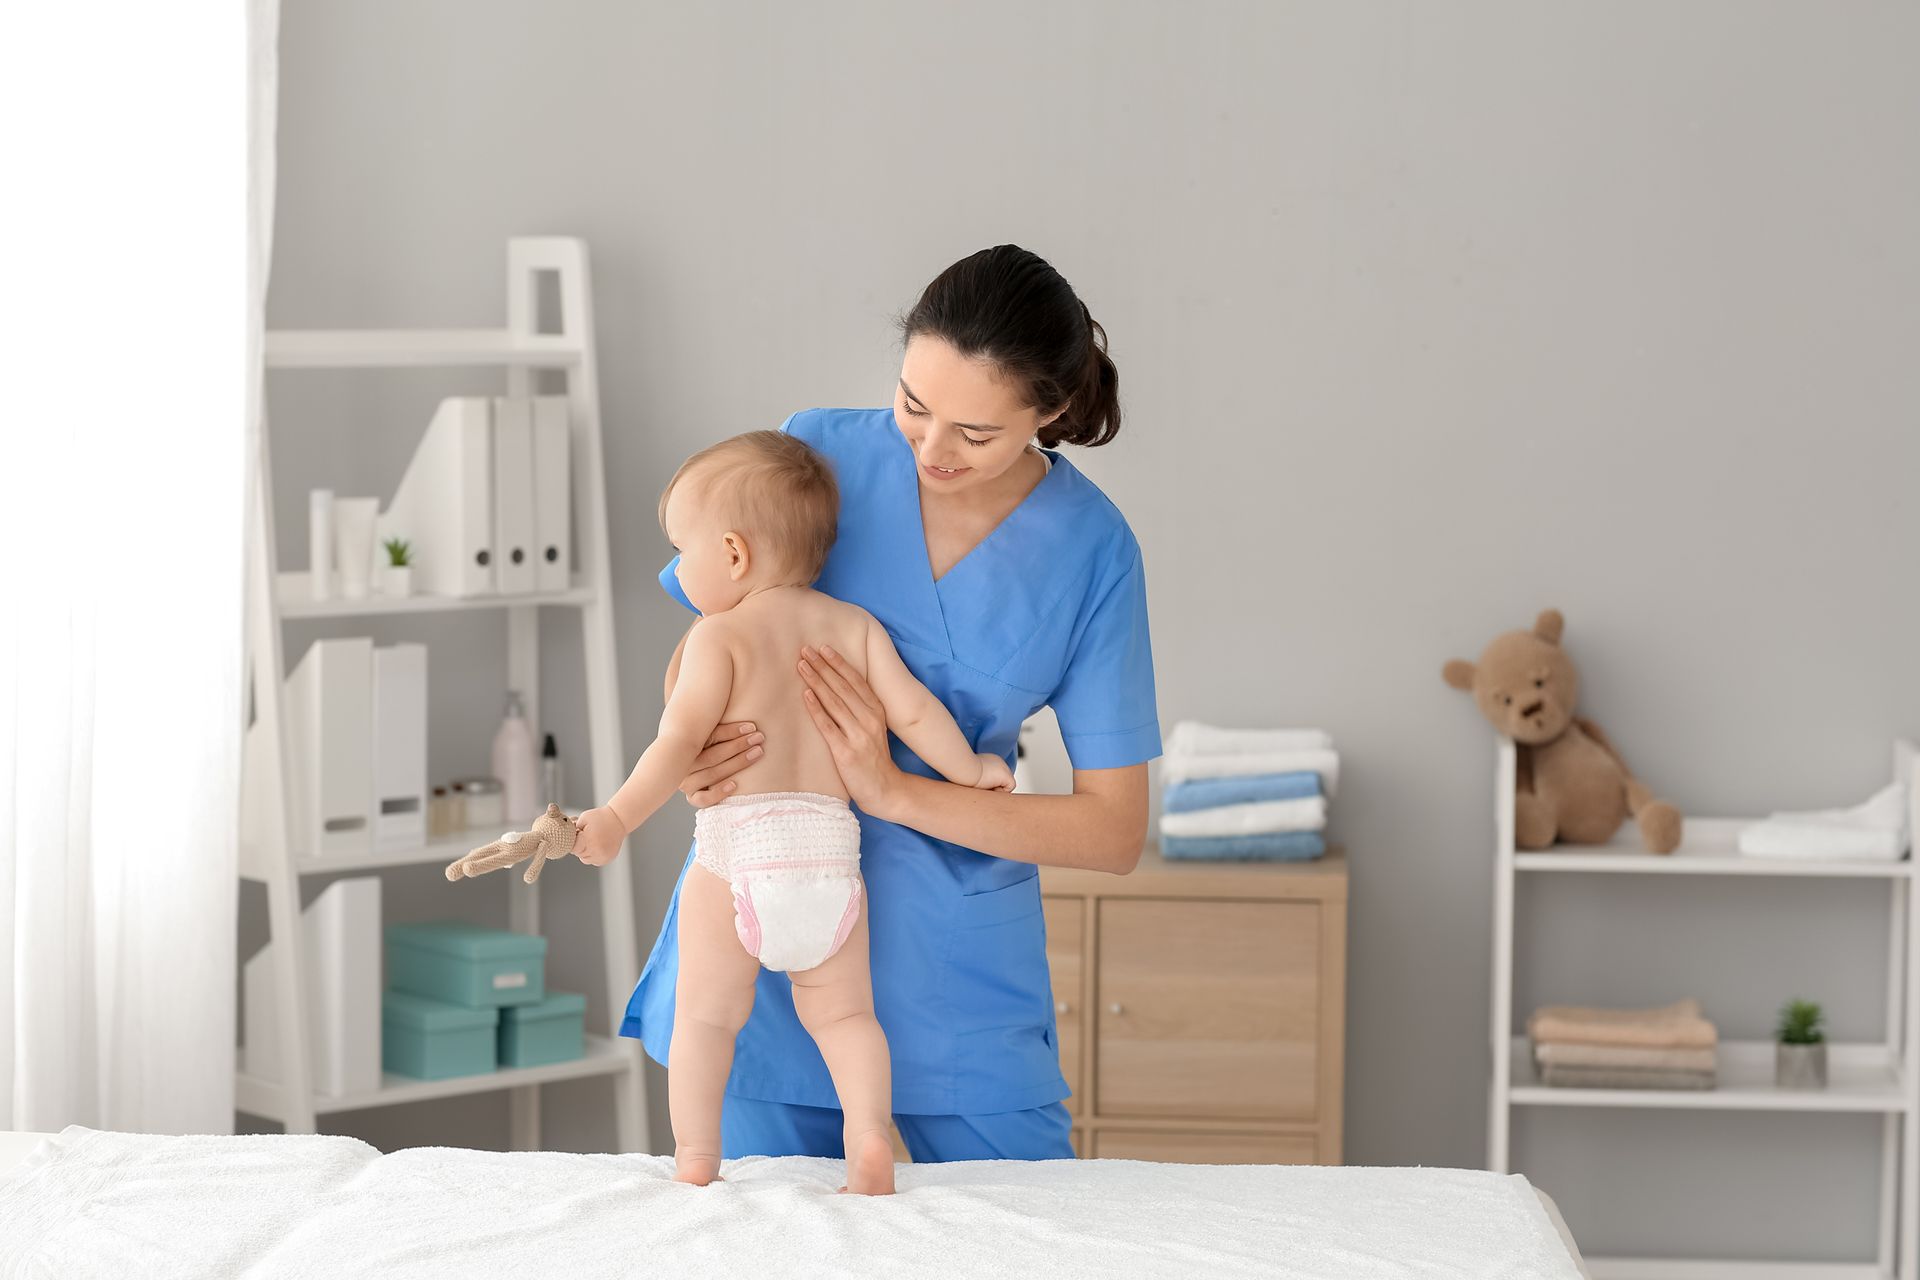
[721,1096,1074,1163]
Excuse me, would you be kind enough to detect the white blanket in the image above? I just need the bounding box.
[1737,780,1910,860]
[0,1126,1581,1279]
[1158,795,1328,838]
[1166,722,1334,757]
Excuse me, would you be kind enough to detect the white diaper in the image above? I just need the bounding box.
[692,792,863,973]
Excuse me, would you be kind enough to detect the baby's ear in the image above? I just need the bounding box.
[1534,609,1565,645]
[1443,659,1477,691]
[723,530,751,580]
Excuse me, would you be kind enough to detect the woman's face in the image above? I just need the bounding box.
[893,336,1063,494]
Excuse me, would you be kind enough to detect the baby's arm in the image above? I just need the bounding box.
[861,616,1010,790]
[599,623,733,838]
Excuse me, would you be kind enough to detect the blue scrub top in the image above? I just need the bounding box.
[619,406,1160,1115]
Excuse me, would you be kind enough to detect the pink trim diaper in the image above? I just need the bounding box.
[693,791,862,973]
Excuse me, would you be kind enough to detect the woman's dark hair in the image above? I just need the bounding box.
[899,245,1121,448]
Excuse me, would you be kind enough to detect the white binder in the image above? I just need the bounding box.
[491,396,537,595]
[285,637,374,862]
[243,876,382,1096]
[371,643,428,853]
[379,397,495,598]
[531,395,573,592]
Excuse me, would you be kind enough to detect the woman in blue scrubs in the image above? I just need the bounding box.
[620,244,1159,1163]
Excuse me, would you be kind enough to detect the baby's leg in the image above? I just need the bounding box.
[669,864,762,1186]
[788,887,893,1195]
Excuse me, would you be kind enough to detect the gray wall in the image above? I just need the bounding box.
[259,0,1920,1259]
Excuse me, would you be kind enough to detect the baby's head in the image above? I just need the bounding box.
[658,431,838,614]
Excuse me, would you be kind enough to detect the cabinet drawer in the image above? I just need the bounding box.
[1093,1128,1317,1165]
[1043,896,1084,1115]
[1096,899,1319,1121]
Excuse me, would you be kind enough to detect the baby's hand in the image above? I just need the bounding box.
[973,753,1015,793]
[571,806,628,867]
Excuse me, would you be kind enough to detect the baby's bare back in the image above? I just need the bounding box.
[708,588,872,800]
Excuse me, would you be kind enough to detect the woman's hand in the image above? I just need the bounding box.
[797,645,906,816]
[678,722,764,808]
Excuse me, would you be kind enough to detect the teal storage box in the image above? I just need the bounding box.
[382,990,499,1080]
[386,920,546,1008]
[497,990,588,1068]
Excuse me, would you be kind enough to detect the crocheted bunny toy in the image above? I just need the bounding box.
[445,802,578,884]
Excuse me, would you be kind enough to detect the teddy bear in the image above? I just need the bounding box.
[1443,609,1682,854]
[445,802,578,884]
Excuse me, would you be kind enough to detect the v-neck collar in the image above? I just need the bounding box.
[901,431,1063,590]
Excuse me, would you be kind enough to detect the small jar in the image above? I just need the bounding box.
[428,786,452,838]
[458,776,505,830]
[444,783,467,833]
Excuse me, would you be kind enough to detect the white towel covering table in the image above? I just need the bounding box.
[0,1127,1586,1278]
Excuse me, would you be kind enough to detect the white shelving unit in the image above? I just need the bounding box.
[1488,739,1919,1280]
[238,238,648,1152]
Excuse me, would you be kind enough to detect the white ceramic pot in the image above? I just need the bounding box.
[380,565,413,597]
[1775,1042,1827,1089]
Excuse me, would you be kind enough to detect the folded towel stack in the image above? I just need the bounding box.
[1526,998,1719,1090]
[1158,722,1337,861]
[1738,779,1911,862]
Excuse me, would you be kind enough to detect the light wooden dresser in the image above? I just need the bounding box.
[1037,846,1348,1164]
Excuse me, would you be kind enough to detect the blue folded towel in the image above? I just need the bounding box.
[1162,771,1322,815]
[1160,831,1327,861]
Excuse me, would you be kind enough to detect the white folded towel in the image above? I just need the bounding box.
[1159,796,1328,839]
[1166,722,1334,758]
[1738,780,1910,861]
[1161,748,1341,797]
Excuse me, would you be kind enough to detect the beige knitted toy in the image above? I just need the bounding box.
[445,802,579,884]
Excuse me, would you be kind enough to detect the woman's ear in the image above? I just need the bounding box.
[723,531,751,581]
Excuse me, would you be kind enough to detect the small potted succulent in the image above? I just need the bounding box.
[1775,998,1826,1089]
[381,536,414,597]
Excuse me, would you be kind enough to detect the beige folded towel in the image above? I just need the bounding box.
[1532,1041,1718,1072]
[1539,1064,1717,1091]
[1526,998,1718,1050]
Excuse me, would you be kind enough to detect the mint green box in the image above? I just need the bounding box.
[386,920,545,1009]
[382,990,499,1080]
[497,990,587,1068]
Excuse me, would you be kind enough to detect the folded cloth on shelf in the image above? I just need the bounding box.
[1161,748,1341,796]
[1163,771,1322,815]
[1531,1042,1718,1072]
[1526,998,1718,1050]
[1539,1064,1716,1091]
[1161,831,1326,861]
[1737,780,1910,861]
[1159,796,1327,839]
[1166,722,1334,758]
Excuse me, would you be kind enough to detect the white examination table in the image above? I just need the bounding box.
[1,1128,1589,1277]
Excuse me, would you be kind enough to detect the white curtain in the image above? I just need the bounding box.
[0,0,277,1134]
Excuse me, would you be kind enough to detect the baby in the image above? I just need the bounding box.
[570,430,1013,1195]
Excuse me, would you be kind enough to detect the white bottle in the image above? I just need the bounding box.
[492,691,540,827]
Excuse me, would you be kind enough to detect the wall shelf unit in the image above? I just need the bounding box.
[240,238,648,1153]
[1488,739,1918,1280]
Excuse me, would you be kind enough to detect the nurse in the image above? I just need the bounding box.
[620,244,1159,1163]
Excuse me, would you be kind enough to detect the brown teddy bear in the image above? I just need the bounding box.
[445,802,578,884]
[1444,609,1682,854]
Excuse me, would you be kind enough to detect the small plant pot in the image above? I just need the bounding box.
[380,565,414,597]
[1775,1042,1827,1089]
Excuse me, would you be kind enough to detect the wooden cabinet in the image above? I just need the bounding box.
[1041,847,1347,1165]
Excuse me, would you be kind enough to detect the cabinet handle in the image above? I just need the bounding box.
[1108,1002,1124,1016]
[1055,1000,1071,1014]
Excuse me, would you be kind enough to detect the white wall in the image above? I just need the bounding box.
[257,0,1920,1259]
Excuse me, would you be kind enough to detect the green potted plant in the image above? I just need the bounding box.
[1775,998,1826,1089]
[381,536,414,597]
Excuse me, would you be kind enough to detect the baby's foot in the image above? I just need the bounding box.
[840,1130,895,1196]
[673,1147,723,1186]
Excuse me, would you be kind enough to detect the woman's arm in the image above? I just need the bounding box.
[798,645,1148,874]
